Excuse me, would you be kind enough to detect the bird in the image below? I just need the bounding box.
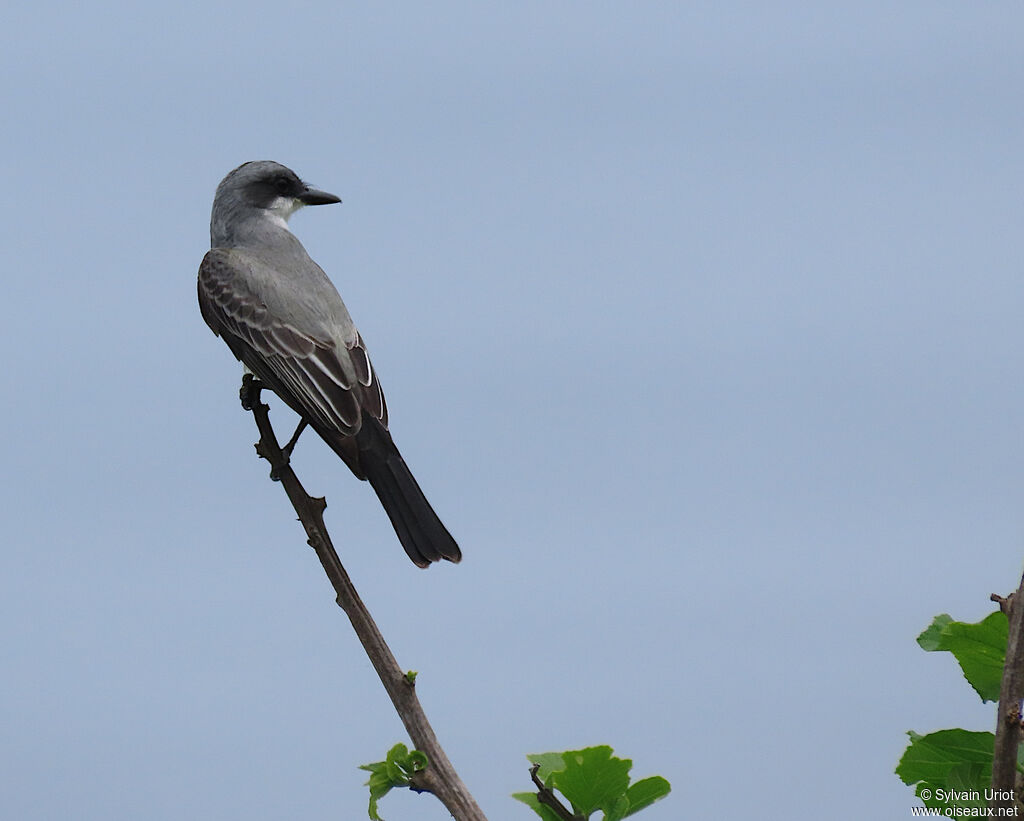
[198,161,461,568]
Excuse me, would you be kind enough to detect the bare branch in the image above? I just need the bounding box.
[990,571,1024,816]
[241,375,487,821]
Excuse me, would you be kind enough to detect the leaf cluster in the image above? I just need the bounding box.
[895,611,1015,812]
[359,743,428,821]
[513,745,670,820]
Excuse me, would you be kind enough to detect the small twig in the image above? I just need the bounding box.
[529,764,581,821]
[991,592,1013,615]
[240,376,486,821]
[990,572,1024,816]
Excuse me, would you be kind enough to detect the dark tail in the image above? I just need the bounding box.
[355,419,462,568]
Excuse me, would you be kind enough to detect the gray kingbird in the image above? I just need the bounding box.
[198,161,461,568]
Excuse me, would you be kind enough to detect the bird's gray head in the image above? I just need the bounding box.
[210,161,341,248]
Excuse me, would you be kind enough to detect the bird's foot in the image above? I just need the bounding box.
[239,374,264,410]
[281,419,308,460]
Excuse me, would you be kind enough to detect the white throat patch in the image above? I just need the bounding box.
[266,196,303,231]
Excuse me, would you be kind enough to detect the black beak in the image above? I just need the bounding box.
[297,186,341,206]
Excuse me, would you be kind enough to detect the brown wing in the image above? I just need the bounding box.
[198,249,387,436]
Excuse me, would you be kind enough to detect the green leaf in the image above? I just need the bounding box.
[385,757,404,784]
[511,792,563,821]
[945,761,988,806]
[526,752,569,785]
[366,769,393,821]
[407,750,428,772]
[916,614,954,651]
[604,792,631,821]
[896,729,993,787]
[622,776,672,817]
[551,746,631,817]
[916,611,1007,702]
[897,730,994,813]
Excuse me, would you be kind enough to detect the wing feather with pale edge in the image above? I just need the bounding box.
[198,249,388,436]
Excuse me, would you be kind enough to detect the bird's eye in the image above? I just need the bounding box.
[274,176,292,194]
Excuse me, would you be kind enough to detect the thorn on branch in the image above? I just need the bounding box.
[409,768,439,795]
[254,441,288,481]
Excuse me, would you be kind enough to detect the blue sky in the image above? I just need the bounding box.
[2,3,1022,819]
